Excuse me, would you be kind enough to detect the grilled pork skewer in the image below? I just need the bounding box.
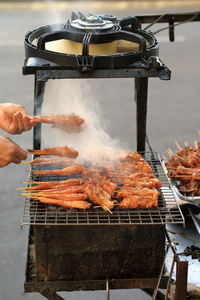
[27,146,79,158]
[119,195,158,209]
[85,183,115,213]
[23,185,85,195]
[31,165,85,176]
[23,192,87,202]
[18,181,83,191]
[31,114,84,126]
[19,178,83,189]
[31,114,85,133]
[32,197,91,210]
[23,157,78,166]
[117,187,159,200]
[177,166,200,175]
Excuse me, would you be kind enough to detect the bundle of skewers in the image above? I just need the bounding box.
[18,148,162,214]
[164,136,200,197]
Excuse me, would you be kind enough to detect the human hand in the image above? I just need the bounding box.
[0,103,36,134]
[0,135,27,167]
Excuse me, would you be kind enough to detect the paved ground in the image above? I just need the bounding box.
[0,1,200,299]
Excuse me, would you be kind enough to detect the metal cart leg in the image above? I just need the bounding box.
[174,260,188,300]
[106,278,110,300]
[135,77,148,152]
[40,290,65,300]
[34,75,46,149]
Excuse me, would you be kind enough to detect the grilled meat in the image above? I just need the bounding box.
[119,195,158,209]
[32,165,85,176]
[21,151,162,211]
[28,146,79,158]
[31,114,84,126]
[24,156,78,166]
[165,141,200,195]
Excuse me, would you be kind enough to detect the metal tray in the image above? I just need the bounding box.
[162,161,200,205]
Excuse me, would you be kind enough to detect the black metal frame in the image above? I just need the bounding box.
[31,63,170,152]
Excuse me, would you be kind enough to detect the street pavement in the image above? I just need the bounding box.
[0,1,200,299]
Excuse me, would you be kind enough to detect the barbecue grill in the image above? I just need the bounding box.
[22,12,185,300]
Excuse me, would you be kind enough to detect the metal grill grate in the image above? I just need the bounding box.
[21,152,184,226]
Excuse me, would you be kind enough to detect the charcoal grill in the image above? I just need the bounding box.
[22,12,185,300]
[22,152,183,227]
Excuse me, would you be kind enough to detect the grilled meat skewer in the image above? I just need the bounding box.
[24,192,87,202]
[28,146,79,158]
[119,195,158,209]
[24,156,78,166]
[31,114,84,126]
[32,165,85,176]
[33,197,91,209]
[31,114,85,133]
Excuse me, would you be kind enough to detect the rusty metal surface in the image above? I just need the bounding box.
[175,261,188,300]
[33,224,165,282]
[25,225,168,293]
[24,278,168,293]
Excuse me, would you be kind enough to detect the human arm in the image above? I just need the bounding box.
[0,135,27,167]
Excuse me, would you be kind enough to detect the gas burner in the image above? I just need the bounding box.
[24,12,163,73]
[70,13,114,31]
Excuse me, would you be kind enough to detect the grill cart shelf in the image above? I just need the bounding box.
[22,11,200,300]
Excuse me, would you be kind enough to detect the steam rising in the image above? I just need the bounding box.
[41,79,126,163]
[39,5,128,163]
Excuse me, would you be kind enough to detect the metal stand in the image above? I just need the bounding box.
[33,77,46,149]
[40,290,64,300]
[32,65,169,152]
[135,77,148,152]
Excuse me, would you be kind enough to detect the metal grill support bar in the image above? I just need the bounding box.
[135,77,148,152]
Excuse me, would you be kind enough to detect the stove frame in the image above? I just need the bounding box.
[22,11,200,300]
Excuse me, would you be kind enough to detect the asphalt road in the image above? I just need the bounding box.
[0,1,200,300]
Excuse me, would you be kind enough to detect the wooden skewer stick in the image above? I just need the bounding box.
[197,130,200,136]
[194,140,198,149]
[21,181,38,184]
[167,148,175,158]
[176,155,187,163]
[184,141,190,147]
[174,140,182,151]
[21,193,37,197]
[17,188,44,191]
[162,155,167,161]
[168,174,192,178]
[22,161,33,165]
[166,166,177,169]
[169,148,174,155]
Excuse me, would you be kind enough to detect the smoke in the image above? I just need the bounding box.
[38,4,128,163]
[41,79,126,164]
[43,0,64,24]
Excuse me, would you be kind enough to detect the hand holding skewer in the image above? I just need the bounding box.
[0,103,36,134]
[0,136,27,167]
